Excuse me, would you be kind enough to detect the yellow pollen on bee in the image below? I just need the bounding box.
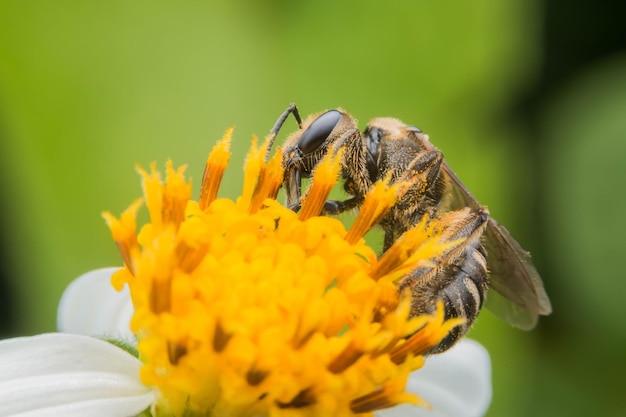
[104,129,465,417]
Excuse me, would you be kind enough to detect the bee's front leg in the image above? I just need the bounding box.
[323,197,362,215]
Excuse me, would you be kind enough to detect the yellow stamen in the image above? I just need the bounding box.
[248,137,284,214]
[389,301,465,363]
[199,127,233,210]
[162,161,192,227]
[136,163,164,230]
[344,178,400,245]
[105,128,466,417]
[102,198,142,279]
[298,148,343,221]
[239,134,263,211]
[351,371,425,413]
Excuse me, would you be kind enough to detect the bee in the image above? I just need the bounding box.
[267,104,552,353]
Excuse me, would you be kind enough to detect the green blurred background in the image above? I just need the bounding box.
[1,1,625,416]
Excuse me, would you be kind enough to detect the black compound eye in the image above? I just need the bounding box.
[298,110,342,155]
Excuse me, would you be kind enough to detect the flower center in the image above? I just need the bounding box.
[104,129,464,417]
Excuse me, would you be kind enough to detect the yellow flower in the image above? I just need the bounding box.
[102,129,465,417]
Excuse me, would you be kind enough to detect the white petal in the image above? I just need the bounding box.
[0,333,154,417]
[57,267,134,340]
[377,339,492,417]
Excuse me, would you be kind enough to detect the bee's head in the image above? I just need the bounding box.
[284,109,358,175]
[280,108,359,207]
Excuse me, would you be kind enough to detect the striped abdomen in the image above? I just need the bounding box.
[398,209,490,354]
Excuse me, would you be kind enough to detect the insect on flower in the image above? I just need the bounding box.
[268,104,552,353]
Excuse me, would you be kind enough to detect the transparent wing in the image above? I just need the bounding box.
[415,133,552,328]
[483,287,539,330]
[483,219,552,318]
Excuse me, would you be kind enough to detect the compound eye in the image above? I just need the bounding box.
[298,110,342,155]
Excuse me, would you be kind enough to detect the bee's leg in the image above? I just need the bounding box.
[285,168,303,212]
[322,196,362,215]
[265,104,303,161]
[383,229,397,252]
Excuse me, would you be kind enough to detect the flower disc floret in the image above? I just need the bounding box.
[105,129,466,417]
